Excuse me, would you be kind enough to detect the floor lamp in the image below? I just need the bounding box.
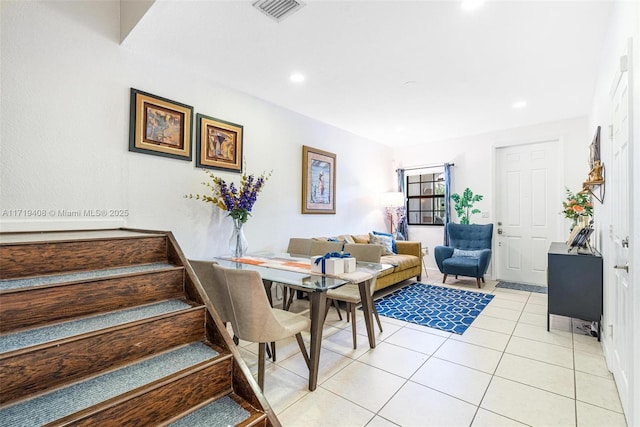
[381,191,405,234]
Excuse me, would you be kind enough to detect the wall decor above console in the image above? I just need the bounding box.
[128,88,193,161]
[582,125,605,202]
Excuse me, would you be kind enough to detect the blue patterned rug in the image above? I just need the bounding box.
[496,281,548,294]
[374,284,494,334]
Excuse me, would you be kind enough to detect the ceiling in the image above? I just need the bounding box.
[125,0,613,147]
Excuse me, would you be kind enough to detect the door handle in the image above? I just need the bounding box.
[614,264,629,273]
[622,237,629,248]
[497,228,503,235]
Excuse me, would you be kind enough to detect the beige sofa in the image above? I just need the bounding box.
[289,234,422,292]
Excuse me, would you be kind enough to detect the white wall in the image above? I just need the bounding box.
[393,116,590,272]
[0,1,393,258]
[588,2,639,425]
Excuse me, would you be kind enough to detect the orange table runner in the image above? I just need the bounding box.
[230,255,376,283]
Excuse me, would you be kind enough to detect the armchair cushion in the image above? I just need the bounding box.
[452,248,484,258]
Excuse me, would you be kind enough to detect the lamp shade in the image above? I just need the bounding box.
[381,191,405,207]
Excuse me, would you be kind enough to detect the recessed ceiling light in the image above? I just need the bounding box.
[461,0,485,12]
[290,73,305,83]
[512,100,527,109]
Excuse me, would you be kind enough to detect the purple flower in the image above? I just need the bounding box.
[187,170,272,223]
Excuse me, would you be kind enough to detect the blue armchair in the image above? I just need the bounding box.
[434,223,493,288]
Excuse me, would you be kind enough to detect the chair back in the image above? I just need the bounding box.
[447,223,493,250]
[188,259,232,323]
[287,238,312,256]
[343,243,382,263]
[211,264,294,343]
[309,240,344,256]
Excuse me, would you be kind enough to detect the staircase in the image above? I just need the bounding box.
[0,228,279,426]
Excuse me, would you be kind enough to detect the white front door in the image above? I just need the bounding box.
[607,40,633,421]
[495,141,562,285]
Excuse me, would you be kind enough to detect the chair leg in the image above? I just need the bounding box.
[373,304,384,333]
[333,300,343,320]
[265,343,272,360]
[481,276,485,283]
[350,303,357,349]
[270,341,277,362]
[442,274,448,283]
[258,342,266,391]
[476,277,481,288]
[295,332,310,369]
[284,287,295,311]
[323,299,343,322]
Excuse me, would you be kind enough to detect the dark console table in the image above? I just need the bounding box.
[547,242,603,339]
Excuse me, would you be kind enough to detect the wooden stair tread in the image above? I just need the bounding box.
[0,342,221,427]
[167,395,253,427]
[0,262,178,291]
[0,299,195,354]
[0,229,163,245]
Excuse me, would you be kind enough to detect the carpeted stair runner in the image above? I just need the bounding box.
[169,396,250,427]
[0,342,219,427]
[0,262,176,291]
[0,299,192,353]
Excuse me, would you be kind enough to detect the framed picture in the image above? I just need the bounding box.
[195,114,243,172]
[302,145,336,214]
[129,88,193,160]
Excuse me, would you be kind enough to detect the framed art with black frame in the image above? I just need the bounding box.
[195,113,243,173]
[128,88,193,160]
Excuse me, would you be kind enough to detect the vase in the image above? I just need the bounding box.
[229,218,248,257]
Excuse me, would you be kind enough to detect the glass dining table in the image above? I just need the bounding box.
[213,252,392,391]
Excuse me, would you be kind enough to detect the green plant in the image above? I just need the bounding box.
[562,187,593,230]
[451,188,483,224]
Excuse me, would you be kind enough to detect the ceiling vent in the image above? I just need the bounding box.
[252,0,305,22]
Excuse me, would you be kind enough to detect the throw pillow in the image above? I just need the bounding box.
[452,248,483,258]
[373,230,397,253]
[335,234,356,244]
[369,232,394,255]
[352,234,370,244]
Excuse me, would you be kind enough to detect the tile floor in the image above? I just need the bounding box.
[235,272,628,427]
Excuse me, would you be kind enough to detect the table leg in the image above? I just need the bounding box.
[307,291,327,391]
[358,279,376,349]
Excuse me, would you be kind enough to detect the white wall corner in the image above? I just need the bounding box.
[120,0,155,44]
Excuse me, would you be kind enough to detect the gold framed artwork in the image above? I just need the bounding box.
[302,145,336,214]
[128,88,193,160]
[195,113,243,173]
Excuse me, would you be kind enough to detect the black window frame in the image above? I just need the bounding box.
[406,172,445,226]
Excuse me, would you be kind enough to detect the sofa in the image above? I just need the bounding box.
[290,233,422,292]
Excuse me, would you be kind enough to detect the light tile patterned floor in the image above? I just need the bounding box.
[236,272,627,427]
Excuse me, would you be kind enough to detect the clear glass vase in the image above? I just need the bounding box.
[229,218,248,257]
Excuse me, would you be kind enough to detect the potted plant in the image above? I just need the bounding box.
[451,188,483,224]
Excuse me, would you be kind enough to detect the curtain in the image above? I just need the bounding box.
[443,163,452,245]
[396,168,409,240]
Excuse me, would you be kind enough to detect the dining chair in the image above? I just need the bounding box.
[306,239,348,318]
[325,243,385,349]
[309,239,345,256]
[189,259,239,344]
[211,263,311,390]
[286,237,312,256]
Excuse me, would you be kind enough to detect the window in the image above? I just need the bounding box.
[407,172,445,226]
